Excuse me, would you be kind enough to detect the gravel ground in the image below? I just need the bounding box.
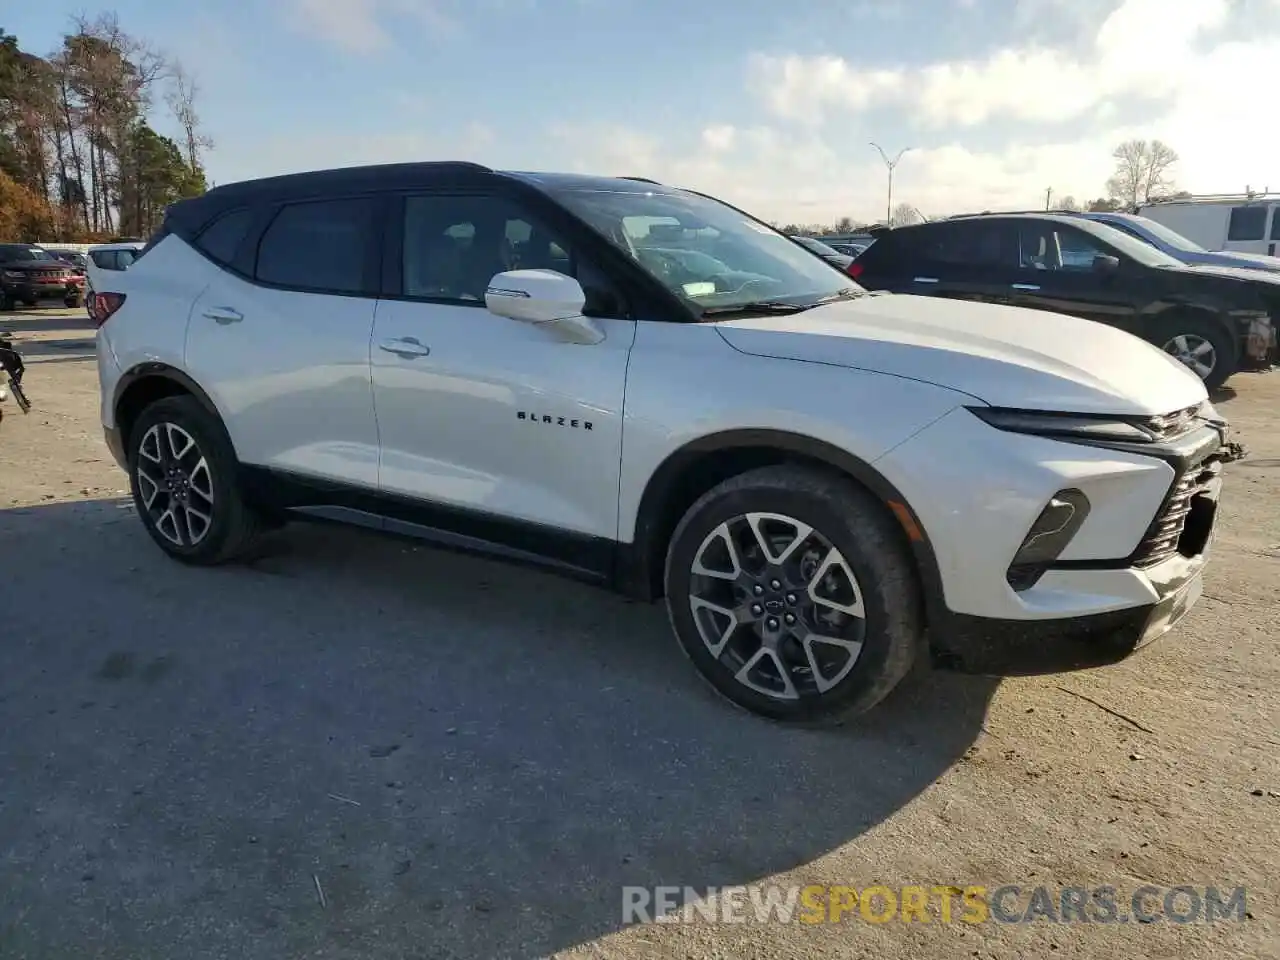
[1,308,1277,960]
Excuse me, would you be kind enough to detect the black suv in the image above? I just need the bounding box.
[849,213,1278,388]
[0,243,84,311]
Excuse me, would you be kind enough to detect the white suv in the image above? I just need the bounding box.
[94,163,1232,723]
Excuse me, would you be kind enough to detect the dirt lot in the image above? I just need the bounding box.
[1,308,1277,960]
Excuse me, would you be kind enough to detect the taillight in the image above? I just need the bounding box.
[846,261,864,279]
[90,292,126,327]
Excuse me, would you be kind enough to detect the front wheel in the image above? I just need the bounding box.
[127,395,265,564]
[664,465,924,724]
[1156,317,1237,390]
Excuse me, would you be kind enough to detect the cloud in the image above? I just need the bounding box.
[754,0,1237,128]
[286,0,458,54]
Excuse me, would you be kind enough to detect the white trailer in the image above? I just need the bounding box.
[1139,193,1280,256]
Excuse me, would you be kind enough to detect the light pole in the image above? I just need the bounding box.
[870,142,912,225]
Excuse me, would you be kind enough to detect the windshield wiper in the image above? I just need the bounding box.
[700,300,812,317]
[811,287,864,304]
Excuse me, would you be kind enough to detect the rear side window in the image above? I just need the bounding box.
[916,221,1013,268]
[1270,209,1280,241]
[91,250,118,270]
[1227,206,1267,241]
[194,209,253,265]
[255,199,374,294]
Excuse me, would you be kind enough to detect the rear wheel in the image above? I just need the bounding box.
[1156,317,1237,389]
[127,395,266,564]
[664,465,924,724]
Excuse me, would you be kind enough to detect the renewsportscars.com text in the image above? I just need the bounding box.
[622,884,1248,925]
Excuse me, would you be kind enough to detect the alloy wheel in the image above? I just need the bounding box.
[135,422,215,547]
[688,512,866,701]
[1162,334,1216,381]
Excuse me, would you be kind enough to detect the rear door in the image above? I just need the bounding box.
[899,220,1019,305]
[183,197,382,488]
[1004,222,1142,334]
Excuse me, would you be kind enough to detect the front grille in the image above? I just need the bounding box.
[1132,454,1221,567]
[1141,403,1203,443]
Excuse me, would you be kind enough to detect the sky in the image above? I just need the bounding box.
[6,0,1280,224]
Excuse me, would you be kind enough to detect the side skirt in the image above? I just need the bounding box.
[238,465,620,589]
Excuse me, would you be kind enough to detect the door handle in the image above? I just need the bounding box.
[203,306,243,324]
[913,276,939,283]
[1011,283,1040,291]
[379,336,431,359]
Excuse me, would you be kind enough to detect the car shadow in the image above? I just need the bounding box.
[6,336,97,360]
[0,498,998,960]
[0,313,94,336]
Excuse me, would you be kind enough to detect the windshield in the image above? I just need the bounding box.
[550,187,863,313]
[1121,216,1209,254]
[1076,219,1185,268]
[0,245,54,262]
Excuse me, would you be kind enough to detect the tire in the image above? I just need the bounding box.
[22,299,37,308]
[64,294,81,308]
[0,292,15,312]
[663,464,924,724]
[126,395,265,564]
[1155,316,1237,390]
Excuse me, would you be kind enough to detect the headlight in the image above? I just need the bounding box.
[967,406,1155,443]
[2,271,24,280]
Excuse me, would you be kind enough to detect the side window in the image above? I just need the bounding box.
[255,199,374,294]
[1270,208,1280,241]
[1052,228,1109,270]
[194,208,253,265]
[1227,205,1267,242]
[919,222,1012,268]
[116,249,138,270]
[90,250,116,270]
[402,194,617,309]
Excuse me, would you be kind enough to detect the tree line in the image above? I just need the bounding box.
[0,14,210,242]
[777,139,1192,236]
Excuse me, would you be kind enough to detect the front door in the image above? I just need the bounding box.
[369,192,635,570]
[1004,222,1141,336]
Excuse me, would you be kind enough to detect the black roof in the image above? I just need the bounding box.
[169,162,680,232]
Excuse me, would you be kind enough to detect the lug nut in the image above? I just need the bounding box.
[784,613,796,625]
[751,603,763,616]
[785,593,797,604]
[766,617,779,630]
[770,579,782,590]
[753,584,764,595]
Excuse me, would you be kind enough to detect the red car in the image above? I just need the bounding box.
[0,243,84,310]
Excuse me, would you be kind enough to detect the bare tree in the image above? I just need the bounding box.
[1058,195,1082,212]
[166,62,212,172]
[1106,139,1178,209]
[891,202,920,227]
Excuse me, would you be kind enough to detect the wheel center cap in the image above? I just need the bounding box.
[763,598,785,614]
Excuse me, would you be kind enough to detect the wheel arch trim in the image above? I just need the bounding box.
[112,363,222,441]
[621,428,946,615]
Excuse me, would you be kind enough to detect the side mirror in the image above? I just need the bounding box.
[485,269,605,344]
[1092,254,1120,273]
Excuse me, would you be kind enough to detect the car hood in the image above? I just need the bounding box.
[1177,262,1280,285]
[713,294,1207,416]
[1194,250,1280,271]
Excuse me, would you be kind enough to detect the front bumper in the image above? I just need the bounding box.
[876,406,1228,671]
[4,279,83,302]
[930,553,1206,674]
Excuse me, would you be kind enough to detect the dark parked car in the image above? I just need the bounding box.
[847,213,1278,388]
[790,235,856,273]
[41,247,89,275]
[0,243,85,310]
